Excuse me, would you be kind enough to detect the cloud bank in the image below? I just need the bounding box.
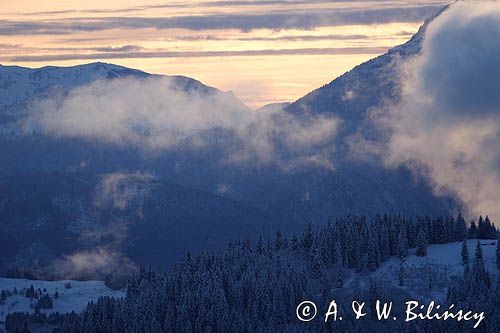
[4,46,388,62]
[381,1,500,221]
[26,76,338,170]
[0,5,444,36]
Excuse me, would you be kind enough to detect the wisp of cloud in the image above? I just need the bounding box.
[52,172,154,278]
[26,76,339,170]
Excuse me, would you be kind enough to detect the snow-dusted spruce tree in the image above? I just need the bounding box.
[469,220,478,239]
[478,216,485,238]
[416,228,428,257]
[301,223,314,253]
[368,277,380,308]
[461,239,469,265]
[472,240,491,291]
[332,244,345,288]
[481,216,497,239]
[368,232,380,271]
[378,222,391,262]
[397,228,409,258]
[311,245,324,278]
[455,213,467,240]
[434,217,446,243]
[446,242,498,330]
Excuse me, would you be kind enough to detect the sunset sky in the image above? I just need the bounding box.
[0,0,450,108]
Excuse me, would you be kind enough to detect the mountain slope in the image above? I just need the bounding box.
[0,11,461,277]
[284,7,445,139]
[0,172,274,276]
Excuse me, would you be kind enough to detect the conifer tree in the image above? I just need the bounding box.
[311,246,324,278]
[332,244,345,288]
[455,213,467,240]
[483,216,496,239]
[461,239,469,266]
[434,217,446,243]
[473,240,491,289]
[475,240,483,264]
[367,234,380,271]
[397,228,408,258]
[274,231,284,251]
[290,234,300,253]
[301,224,314,253]
[469,220,477,239]
[256,236,266,255]
[416,228,428,257]
[477,216,485,238]
[368,277,379,309]
[378,224,390,261]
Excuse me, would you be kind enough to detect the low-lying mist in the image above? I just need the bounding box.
[25,76,339,171]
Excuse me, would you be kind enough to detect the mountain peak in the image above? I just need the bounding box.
[284,4,450,135]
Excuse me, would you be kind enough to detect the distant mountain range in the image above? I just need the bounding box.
[0,9,457,278]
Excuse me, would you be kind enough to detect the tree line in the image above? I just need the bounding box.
[4,214,499,332]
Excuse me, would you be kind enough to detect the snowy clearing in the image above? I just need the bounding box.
[0,278,124,328]
[374,239,497,301]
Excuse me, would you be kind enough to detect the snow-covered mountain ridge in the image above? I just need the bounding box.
[0,62,246,116]
[0,63,145,112]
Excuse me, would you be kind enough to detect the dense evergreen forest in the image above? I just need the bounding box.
[4,214,500,332]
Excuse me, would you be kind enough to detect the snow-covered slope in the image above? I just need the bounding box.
[405,239,497,272]
[373,239,498,301]
[0,277,123,329]
[0,62,248,117]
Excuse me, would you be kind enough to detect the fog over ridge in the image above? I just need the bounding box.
[24,75,339,171]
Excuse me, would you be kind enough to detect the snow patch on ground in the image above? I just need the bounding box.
[0,278,124,328]
[407,239,497,272]
[375,239,497,301]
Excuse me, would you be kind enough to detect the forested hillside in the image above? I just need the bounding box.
[4,214,499,332]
